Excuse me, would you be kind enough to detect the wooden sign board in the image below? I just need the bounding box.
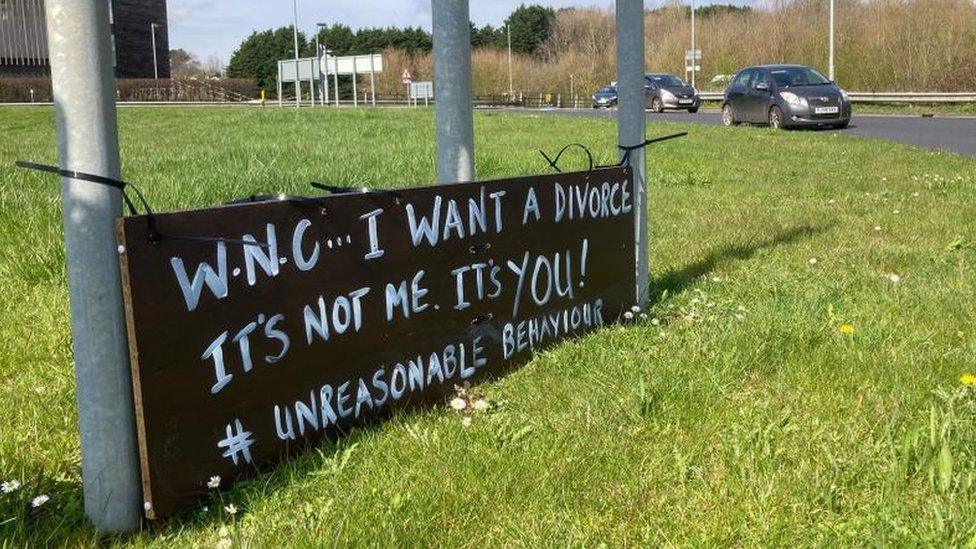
[117,168,636,518]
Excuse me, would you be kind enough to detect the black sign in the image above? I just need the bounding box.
[117,168,636,518]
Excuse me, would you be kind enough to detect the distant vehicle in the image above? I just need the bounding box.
[722,64,851,129]
[591,85,617,108]
[644,73,700,113]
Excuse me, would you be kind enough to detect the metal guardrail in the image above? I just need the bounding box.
[698,91,976,103]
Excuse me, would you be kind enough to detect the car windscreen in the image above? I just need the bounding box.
[770,67,830,87]
[598,87,616,94]
[648,75,686,87]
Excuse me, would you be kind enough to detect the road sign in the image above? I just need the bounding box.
[685,49,702,61]
[402,68,413,84]
[117,167,636,518]
[685,65,701,72]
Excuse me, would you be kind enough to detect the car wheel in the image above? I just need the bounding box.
[688,107,699,113]
[769,106,785,129]
[651,98,664,113]
[722,104,738,126]
[833,119,850,129]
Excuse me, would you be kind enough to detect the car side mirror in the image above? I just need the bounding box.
[755,82,769,91]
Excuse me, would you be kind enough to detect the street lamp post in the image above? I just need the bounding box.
[828,0,835,80]
[292,0,301,108]
[506,24,513,97]
[690,0,696,88]
[150,22,159,80]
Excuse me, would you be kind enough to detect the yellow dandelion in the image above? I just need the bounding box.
[959,374,976,387]
[838,324,856,335]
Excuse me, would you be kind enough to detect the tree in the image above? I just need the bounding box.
[504,4,555,56]
[170,48,202,78]
[226,27,310,94]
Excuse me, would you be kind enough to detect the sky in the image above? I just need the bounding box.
[167,0,695,65]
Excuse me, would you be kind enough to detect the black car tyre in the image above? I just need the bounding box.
[651,98,664,113]
[769,106,785,129]
[722,104,738,126]
[833,119,850,129]
[688,107,699,113]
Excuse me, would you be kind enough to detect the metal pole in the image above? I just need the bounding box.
[690,0,696,88]
[309,75,315,106]
[432,0,475,183]
[334,60,339,107]
[315,27,322,107]
[352,56,358,107]
[42,0,141,533]
[322,46,330,105]
[616,0,648,308]
[150,22,158,80]
[370,54,377,106]
[506,24,514,96]
[292,0,301,108]
[828,0,835,80]
[278,61,283,106]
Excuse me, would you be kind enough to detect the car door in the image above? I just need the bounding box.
[726,70,752,119]
[744,70,773,122]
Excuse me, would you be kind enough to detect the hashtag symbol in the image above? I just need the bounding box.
[217,418,255,466]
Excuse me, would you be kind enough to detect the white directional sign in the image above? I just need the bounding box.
[685,49,702,61]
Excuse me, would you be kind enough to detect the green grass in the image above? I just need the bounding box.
[1,106,975,546]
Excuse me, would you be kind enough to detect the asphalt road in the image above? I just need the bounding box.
[513,108,976,157]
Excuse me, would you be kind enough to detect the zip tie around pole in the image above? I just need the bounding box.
[15,160,270,248]
[538,132,688,173]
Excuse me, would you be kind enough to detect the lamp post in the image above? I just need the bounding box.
[506,24,513,97]
[828,0,835,80]
[689,0,696,88]
[292,0,301,108]
[150,22,159,80]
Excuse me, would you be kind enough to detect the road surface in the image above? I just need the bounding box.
[510,108,976,157]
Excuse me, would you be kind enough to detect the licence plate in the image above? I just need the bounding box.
[815,106,839,114]
[678,99,693,104]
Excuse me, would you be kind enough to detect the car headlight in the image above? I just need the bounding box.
[779,91,808,108]
[661,89,676,101]
[839,89,850,102]
[592,95,597,101]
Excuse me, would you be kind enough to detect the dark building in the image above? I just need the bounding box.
[0,0,170,79]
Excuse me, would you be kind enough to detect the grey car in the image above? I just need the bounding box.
[722,65,852,129]
[644,73,700,113]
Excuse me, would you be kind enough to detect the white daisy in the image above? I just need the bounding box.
[1,480,21,494]
[224,503,238,515]
[449,397,467,411]
[472,399,489,412]
[31,494,49,508]
[207,475,221,489]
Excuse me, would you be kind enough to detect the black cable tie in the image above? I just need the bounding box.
[598,132,689,169]
[16,160,142,216]
[538,143,595,174]
[16,160,268,249]
[309,182,403,205]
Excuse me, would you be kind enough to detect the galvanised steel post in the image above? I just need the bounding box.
[616,0,649,307]
[432,0,475,183]
[43,0,142,533]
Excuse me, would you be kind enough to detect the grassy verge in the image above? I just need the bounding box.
[1,107,975,545]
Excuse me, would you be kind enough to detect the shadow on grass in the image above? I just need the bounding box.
[648,223,834,303]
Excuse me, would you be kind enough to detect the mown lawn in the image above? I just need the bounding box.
[1,106,975,546]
